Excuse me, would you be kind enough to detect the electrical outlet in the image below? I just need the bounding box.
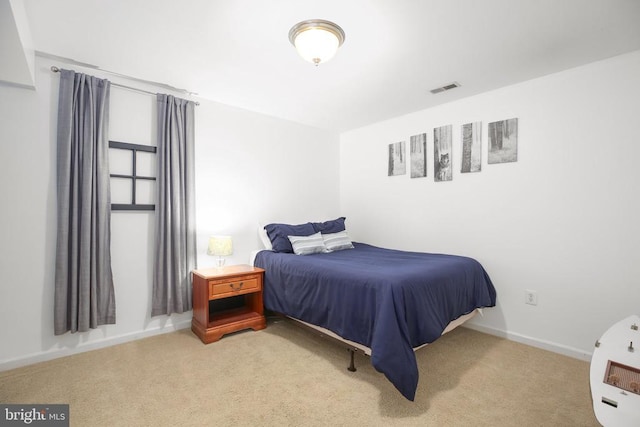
[525,290,538,305]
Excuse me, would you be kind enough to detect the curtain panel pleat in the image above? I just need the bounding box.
[54,69,115,335]
[152,94,196,316]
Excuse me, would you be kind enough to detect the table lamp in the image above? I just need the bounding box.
[207,235,233,268]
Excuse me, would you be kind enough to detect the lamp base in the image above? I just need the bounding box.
[215,257,226,268]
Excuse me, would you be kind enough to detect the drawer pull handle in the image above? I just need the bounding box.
[229,281,244,291]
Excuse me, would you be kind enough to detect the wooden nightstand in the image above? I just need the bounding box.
[191,264,266,344]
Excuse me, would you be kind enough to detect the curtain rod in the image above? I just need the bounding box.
[50,66,200,106]
[37,51,198,95]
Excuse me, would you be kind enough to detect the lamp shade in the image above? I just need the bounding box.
[289,19,345,66]
[207,235,233,257]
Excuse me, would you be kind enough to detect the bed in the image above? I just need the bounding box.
[253,219,497,401]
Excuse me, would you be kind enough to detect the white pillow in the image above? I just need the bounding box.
[258,225,273,250]
[322,230,354,252]
[288,232,327,255]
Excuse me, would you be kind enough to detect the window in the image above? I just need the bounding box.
[109,141,156,211]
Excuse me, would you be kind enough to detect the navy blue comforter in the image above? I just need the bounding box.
[254,242,496,400]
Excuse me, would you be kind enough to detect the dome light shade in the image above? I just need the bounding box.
[289,20,345,66]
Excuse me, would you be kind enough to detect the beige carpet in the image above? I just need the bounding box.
[0,318,599,426]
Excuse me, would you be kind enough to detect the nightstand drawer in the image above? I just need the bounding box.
[209,275,260,299]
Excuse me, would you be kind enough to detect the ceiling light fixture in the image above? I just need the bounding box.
[289,19,346,66]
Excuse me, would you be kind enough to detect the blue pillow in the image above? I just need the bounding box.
[265,222,315,253]
[311,217,346,234]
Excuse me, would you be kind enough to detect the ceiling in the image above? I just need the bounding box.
[21,0,640,132]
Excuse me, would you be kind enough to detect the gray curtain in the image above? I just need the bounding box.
[152,94,197,316]
[54,69,115,335]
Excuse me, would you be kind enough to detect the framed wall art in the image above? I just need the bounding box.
[461,121,482,173]
[488,118,518,164]
[410,133,427,178]
[434,125,452,182]
[388,141,406,176]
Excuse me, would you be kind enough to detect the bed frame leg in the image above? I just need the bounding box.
[347,349,357,372]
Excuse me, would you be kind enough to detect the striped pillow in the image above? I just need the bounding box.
[288,232,327,255]
[322,230,354,252]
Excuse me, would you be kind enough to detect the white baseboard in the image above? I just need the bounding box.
[2,319,594,372]
[0,319,192,372]
[464,323,593,362]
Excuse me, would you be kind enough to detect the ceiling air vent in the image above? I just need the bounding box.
[430,82,460,94]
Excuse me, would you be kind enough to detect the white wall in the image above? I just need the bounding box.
[193,96,341,269]
[3,48,636,371]
[0,0,35,88]
[340,50,640,360]
[0,56,340,370]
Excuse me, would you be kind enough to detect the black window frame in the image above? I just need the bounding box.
[109,140,157,211]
